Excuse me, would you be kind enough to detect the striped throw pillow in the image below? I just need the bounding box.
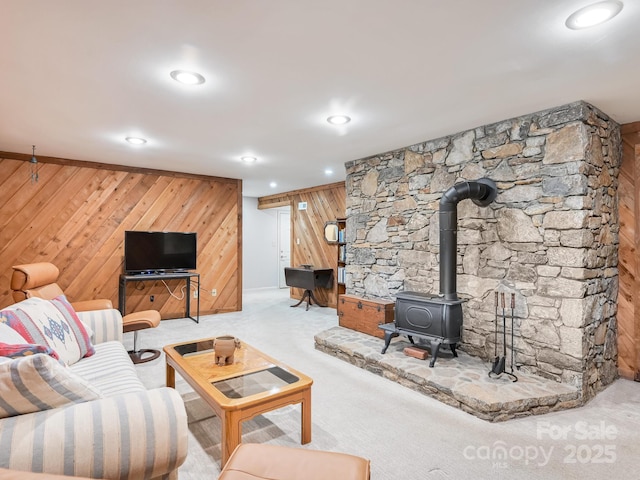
[0,353,103,419]
[0,296,95,365]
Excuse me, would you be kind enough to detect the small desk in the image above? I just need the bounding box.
[118,272,200,323]
[284,267,333,310]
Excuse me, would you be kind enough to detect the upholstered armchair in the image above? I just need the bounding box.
[11,262,112,312]
[10,262,161,363]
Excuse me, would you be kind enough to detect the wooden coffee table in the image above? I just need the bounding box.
[164,338,313,465]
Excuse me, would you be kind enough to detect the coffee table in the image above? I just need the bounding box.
[164,337,313,465]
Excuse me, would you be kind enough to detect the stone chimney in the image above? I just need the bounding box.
[344,101,621,401]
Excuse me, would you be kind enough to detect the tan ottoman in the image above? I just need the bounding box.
[219,444,370,480]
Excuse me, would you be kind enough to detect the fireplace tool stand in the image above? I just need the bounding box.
[489,291,518,382]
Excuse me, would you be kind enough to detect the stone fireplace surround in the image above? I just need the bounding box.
[341,101,620,403]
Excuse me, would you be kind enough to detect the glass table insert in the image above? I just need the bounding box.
[174,339,214,357]
[212,366,299,399]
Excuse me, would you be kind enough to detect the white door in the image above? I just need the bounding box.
[278,209,291,288]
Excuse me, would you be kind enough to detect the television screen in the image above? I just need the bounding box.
[124,231,197,274]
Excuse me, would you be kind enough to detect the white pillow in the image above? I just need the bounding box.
[0,322,28,345]
[80,320,94,343]
[0,354,103,419]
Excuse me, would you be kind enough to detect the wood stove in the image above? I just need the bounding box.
[380,178,497,366]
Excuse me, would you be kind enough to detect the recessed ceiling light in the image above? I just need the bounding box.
[125,137,147,145]
[241,156,257,164]
[170,70,206,85]
[325,168,334,175]
[269,182,277,188]
[565,1,623,29]
[327,115,351,125]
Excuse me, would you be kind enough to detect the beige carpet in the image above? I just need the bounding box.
[129,288,640,480]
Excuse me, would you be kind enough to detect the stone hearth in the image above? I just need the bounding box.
[315,326,580,422]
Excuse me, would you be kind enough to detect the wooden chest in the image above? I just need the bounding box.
[338,294,395,338]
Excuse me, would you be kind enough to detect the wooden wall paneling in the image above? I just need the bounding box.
[235,183,243,314]
[145,178,196,228]
[617,140,634,379]
[156,179,205,227]
[63,174,154,289]
[119,180,206,315]
[16,168,93,261]
[71,173,172,304]
[617,169,635,378]
[128,176,179,231]
[258,182,345,209]
[121,179,241,318]
[27,170,123,298]
[90,176,177,292]
[617,273,635,376]
[121,177,206,317]
[617,123,640,380]
[2,170,103,289]
[259,182,346,309]
[0,163,62,231]
[295,189,341,306]
[60,179,154,303]
[204,183,241,302]
[0,150,227,182]
[0,164,72,263]
[618,163,635,277]
[635,143,640,381]
[160,179,211,226]
[0,154,242,320]
[193,181,241,315]
[195,196,240,314]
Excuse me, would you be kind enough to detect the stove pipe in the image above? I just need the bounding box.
[439,178,497,300]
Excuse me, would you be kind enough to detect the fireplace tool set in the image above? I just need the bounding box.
[489,291,518,382]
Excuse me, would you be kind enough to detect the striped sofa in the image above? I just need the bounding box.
[0,307,189,479]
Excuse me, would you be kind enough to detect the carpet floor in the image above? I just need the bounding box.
[129,288,640,480]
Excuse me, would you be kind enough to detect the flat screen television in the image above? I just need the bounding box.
[124,231,197,274]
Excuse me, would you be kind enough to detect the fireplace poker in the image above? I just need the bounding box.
[490,292,506,376]
[508,293,518,382]
[511,293,516,372]
[492,291,499,370]
[500,292,507,373]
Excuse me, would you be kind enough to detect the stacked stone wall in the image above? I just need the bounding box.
[344,101,621,400]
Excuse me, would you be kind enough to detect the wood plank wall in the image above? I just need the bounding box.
[0,154,242,319]
[618,122,640,381]
[258,182,346,308]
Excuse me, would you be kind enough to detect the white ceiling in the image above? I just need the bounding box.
[2,1,639,197]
